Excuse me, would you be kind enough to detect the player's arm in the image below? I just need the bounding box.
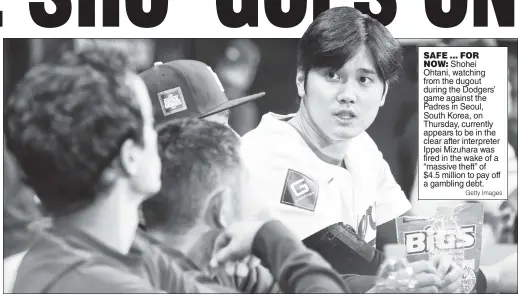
[223,258,281,293]
[341,274,378,293]
[253,220,350,293]
[302,222,386,276]
[211,220,351,293]
[376,219,398,251]
[208,255,281,293]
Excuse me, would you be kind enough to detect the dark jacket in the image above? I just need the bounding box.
[12,220,350,293]
[140,231,280,293]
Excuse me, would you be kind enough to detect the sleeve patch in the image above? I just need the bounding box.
[280,169,319,212]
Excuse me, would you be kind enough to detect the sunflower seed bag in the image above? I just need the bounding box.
[396,202,484,293]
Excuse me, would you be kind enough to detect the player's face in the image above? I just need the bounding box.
[126,74,162,199]
[297,47,388,141]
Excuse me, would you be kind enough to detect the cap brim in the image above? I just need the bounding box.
[198,92,266,118]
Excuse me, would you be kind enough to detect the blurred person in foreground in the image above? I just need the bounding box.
[138,58,457,293]
[141,119,280,292]
[4,48,262,293]
[5,48,166,293]
[3,140,44,292]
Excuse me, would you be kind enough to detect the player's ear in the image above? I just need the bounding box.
[119,138,140,176]
[296,68,306,97]
[203,187,229,229]
[380,81,389,107]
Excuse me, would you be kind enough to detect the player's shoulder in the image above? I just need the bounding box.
[343,132,387,177]
[12,234,102,293]
[348,132,383,158]
[242,113,294,144]
[241,113,311,163]
[350,132,379,150]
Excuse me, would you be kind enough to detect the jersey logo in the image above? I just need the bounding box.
[157,87,188,116]
[280,169,319,212]
[357,203,377,246]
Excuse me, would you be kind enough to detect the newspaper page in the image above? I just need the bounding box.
[1,0,518,294]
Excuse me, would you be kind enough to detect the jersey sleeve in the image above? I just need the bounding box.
[374,151,412,226]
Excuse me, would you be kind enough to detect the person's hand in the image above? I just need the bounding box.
[374,259,442,293]
[431,254,464,293]
[209,220,266,268]
[407,260,443,293]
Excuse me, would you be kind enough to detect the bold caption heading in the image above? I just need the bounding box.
[0,0,515,28]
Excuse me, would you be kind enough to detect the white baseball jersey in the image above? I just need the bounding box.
[241,113,411,246]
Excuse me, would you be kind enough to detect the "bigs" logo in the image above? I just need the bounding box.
[404,225,476,255]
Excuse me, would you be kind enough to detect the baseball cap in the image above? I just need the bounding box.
[138,59,265,126]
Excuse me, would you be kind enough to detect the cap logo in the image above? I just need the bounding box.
[206,66,225,92]
[157,87,188,116]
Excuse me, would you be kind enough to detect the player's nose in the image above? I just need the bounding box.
[336,83,358,104]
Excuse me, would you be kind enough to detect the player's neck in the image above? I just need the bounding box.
[55,181,142,254]
[290,106,350,166]
[154,226,218,267]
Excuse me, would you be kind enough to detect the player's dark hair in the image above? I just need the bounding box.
[297,7,402,83]
[141,118,241,234]
[4,48,144,216]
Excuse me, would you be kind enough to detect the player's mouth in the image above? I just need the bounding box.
[333,110,356,125]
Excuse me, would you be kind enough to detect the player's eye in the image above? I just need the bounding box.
[359,76,373,84]
[326,71,341,81]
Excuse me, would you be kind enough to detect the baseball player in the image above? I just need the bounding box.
[240,6,440,280]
